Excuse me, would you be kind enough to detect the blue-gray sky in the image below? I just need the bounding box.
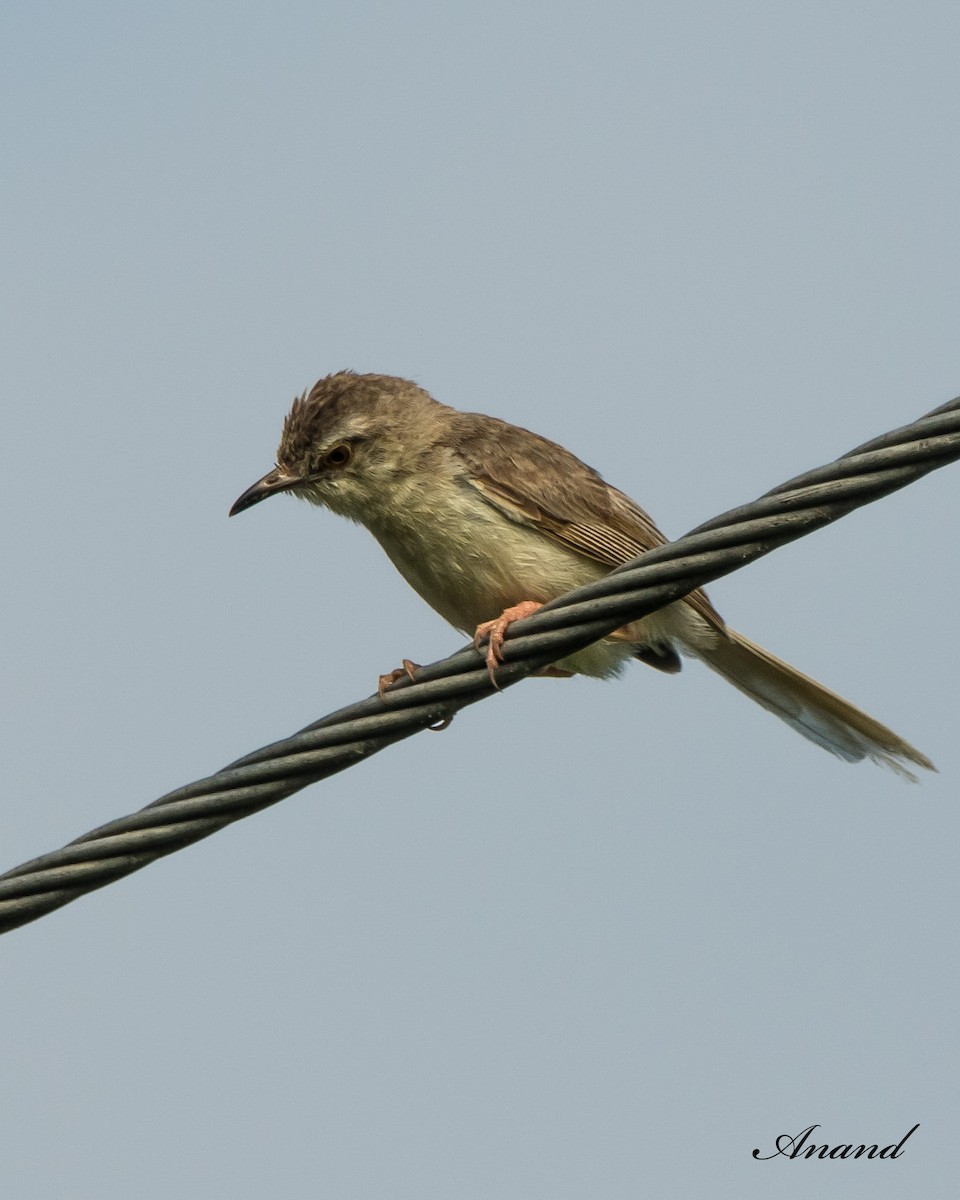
[2,4,957,1197]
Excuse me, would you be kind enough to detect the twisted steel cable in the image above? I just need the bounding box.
[1,396,958,935]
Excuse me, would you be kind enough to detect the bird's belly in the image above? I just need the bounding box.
[368,500,666,678]
[373,501,601,631]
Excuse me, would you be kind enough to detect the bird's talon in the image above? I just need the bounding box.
[377,658,421,699]
[473,601,545,686]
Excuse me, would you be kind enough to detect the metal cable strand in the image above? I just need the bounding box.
[2,397,958,934]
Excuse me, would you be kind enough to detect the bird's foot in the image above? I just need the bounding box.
[378,659,452,731]
[473,601,544,685]
[378,658,420,699]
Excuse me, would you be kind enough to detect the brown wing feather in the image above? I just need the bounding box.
[452,412,725,631]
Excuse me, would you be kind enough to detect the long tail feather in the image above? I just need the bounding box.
[693,628,935,780]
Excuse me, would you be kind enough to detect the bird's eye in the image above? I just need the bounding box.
[325,443,352,467]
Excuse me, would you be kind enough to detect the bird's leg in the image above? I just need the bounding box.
[378,659,453,732]
[473,600,545,684]
[378,658,420,699]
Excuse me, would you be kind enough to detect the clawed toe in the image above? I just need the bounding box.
[377,659,452,732]
[377,658,420,699]
[473,601,544,685]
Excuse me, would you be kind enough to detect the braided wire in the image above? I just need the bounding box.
[2,397,958,934]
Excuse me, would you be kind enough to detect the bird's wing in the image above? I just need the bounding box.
[453,413,725,631]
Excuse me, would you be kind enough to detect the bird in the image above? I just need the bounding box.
[229,370,933,779]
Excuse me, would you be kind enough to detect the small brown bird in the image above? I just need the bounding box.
[230,371,933,778]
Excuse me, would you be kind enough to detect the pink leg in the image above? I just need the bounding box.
[473,600,544,684]
[378,659,453,731]
[378,657,420,699]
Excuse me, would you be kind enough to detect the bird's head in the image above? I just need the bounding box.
[229,371,446,524]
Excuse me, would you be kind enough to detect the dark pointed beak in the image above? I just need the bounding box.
[229,467,301,516]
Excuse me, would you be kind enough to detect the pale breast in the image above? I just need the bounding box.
[367,472,605,632]
[364,468,699,679]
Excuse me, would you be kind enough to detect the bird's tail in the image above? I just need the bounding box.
[692,627,935,780]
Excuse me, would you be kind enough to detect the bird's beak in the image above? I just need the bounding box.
[229,467,301,516]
